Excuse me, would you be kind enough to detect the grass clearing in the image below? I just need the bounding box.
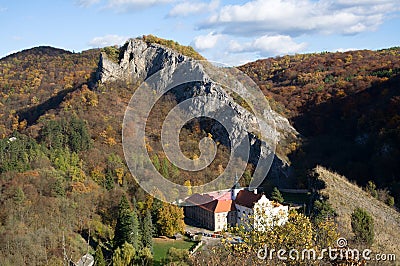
[153,237,196,265]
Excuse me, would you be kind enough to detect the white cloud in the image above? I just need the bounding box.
[76,0,101,7]
[77,0,175,10]
[168,0,219,17]
[229,35,307,56]
[106,0,174,11]
[192,32,224,50]
[252,35,307,55]
[204,0,399,36]
[88,34,128,47]
[334,47,358,52]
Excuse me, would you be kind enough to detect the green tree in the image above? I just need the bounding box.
[114,195,133,249]
[351,207,374,245]
[105,153,125,189]
[68,115,92,152]
[271,187,284,203]
[51,175,65,197]
[151,198,163,235]
[0,133,43,173]
[104,174,114,190]
[51,148,85,182]
[94,245,106,266]
[40,116,91,153]
[121,242,135,265]
[312,199,336,223]
[112,242,135,266]
[142,209,154,251]
[40,119,65,150]
[129,205,140,251]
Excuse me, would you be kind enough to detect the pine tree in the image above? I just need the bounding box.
[142,209,154,251]
[94,245,106,266]
[129,207,140,251]
[114,194,133,249]
[312,199,336,223]
[271,187,284,204]
[351,207,374,245]
[151,198,163,235]
[104,173,114,190]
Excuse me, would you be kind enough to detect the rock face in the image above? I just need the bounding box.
[97,39,186,83]
[96,38,298,182]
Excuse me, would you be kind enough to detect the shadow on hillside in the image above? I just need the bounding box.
[17,84,83,126]
[290,73,400,199]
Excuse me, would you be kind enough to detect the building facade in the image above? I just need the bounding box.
[184,187,288,232]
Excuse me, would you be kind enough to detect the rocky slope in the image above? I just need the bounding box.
[96,38,298,184]
[316,166,400,258]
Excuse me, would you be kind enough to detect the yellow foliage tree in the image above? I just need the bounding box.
[157,202,185,237]
[183,180,192,195]
[116,167,124,186]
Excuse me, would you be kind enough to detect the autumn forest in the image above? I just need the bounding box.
[0,38,399,264]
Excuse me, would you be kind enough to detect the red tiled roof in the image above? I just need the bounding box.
[235,190,262,208]
[186,193,214,205]
[214,200,236,213]
[185,193,235,213]
[186,189,271,213]
[208,190,232,200]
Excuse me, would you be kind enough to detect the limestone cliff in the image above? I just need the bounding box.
[97,39,186,83]
[96,38,298,183]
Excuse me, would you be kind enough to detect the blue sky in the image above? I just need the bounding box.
[0,0,399,65]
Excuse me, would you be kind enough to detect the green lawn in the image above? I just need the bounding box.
[153,238,196,265]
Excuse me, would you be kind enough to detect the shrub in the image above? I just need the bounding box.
[271,187,284,203]
[365,181,378,198]
[351,207,374,245]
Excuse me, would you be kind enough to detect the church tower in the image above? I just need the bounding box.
[231,174,241,200]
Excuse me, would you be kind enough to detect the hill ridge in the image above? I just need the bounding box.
[316,166,400,258]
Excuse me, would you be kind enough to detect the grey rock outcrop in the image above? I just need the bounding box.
[97,38,185,83]
[96,38,298,180]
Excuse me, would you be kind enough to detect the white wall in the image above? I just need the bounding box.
[236,195,289,231]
